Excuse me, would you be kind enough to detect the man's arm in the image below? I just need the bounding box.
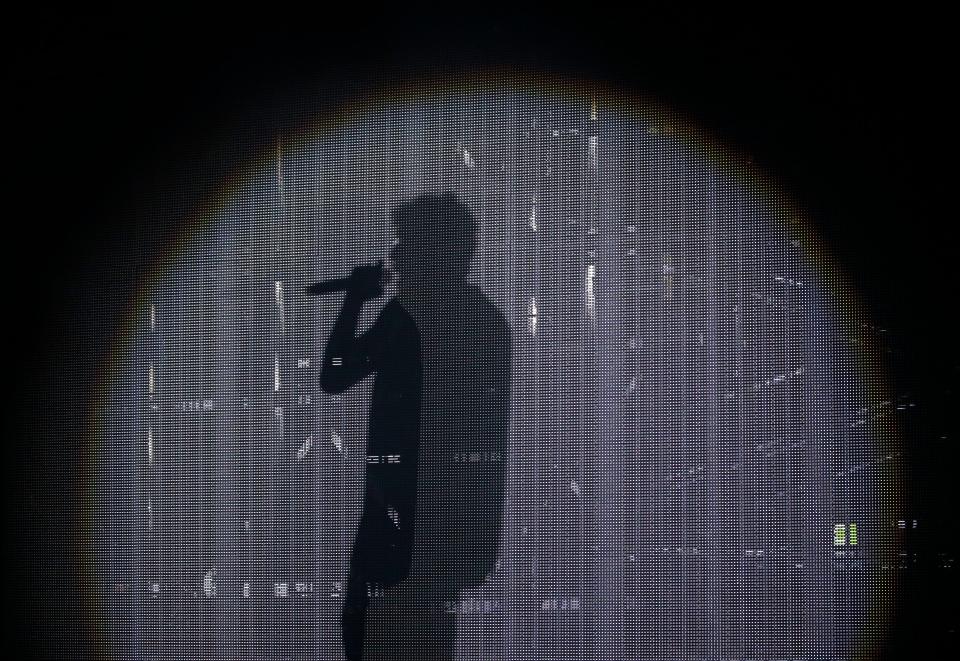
[319,262,385,394]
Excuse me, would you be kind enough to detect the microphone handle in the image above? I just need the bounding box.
[306,278,352,295]
[306,267,394,295]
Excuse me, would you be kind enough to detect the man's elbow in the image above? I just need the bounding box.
[319,369,350,394]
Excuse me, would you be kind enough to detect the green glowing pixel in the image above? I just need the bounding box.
[834,524,846,546]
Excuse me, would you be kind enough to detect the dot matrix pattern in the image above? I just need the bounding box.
[96,85,900,660]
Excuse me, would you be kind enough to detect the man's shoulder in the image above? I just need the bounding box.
[378,297,419,332]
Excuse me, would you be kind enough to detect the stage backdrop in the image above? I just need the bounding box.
[90,76,903,660]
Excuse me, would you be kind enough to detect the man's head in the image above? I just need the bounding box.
[389,192,477,289]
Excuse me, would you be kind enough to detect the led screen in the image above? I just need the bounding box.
[90,77,902,660]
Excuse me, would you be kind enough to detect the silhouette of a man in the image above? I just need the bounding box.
[321,193,511,661]
[320,261,422,660]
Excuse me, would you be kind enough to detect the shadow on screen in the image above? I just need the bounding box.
[321,193,512,660]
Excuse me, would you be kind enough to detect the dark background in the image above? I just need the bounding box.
[7,7,955,659]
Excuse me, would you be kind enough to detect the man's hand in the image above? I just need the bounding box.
[347,260,385,300]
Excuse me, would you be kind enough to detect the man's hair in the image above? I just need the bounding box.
[391,193,477,276]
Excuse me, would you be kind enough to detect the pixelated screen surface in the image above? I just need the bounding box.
[90,78,902,660]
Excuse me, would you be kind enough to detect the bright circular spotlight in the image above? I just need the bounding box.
[87,73,902,661]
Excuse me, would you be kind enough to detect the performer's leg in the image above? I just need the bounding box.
[342,573,369,661]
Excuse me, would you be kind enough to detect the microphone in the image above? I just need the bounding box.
[305,267,394,295]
